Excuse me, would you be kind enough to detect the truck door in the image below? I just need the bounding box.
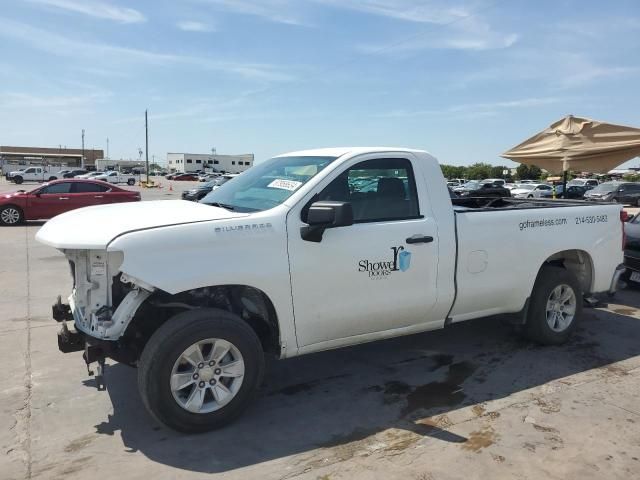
[23,167,37,181]
[286,154,443,348]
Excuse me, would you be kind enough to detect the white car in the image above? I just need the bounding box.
[569,179,599,188]
[38,147,624,432]
[93,171,137,186]
[76,171,105,179]
[511,183,553,198]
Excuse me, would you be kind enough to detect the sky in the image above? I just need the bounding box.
[1,0,640,167]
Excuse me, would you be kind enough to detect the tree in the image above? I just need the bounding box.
[440,164,467,180]
[515,164,542,180]
[490,165,509,179]
[466,163,493,180]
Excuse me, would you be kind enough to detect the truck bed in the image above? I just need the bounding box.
[449,196,622,323]
[452,196,608,212]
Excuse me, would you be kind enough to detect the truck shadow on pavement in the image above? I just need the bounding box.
[94,291,640,474]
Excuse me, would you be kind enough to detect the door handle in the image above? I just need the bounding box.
[58,197,69,200]
[406,234,433,244]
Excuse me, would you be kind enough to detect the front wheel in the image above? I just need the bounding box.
[0,205,24,225]
[525,265,582,345]
[138,308,264,433]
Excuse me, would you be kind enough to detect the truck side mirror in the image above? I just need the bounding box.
[301,201,354,242]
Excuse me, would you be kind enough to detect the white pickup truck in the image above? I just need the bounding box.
[93,171,137,185]
[36,147,624,432]
[9,166,63,184]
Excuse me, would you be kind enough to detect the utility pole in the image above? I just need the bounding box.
[81,129,85,169]
[145,110,149,184]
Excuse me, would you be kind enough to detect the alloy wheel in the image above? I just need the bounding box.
[545,284,577,332]
[170,338,245,414]
[1,207,21,225]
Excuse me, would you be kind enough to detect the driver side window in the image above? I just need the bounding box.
[317,158,420,223]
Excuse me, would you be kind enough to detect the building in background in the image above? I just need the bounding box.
[167,152,254,174]
[95,158,148,172]
[0,146,104,173]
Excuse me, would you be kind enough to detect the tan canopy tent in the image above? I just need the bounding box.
[502,115,640,174]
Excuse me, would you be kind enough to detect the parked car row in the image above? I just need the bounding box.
[452,180,511,198]
[181,174,238,201]
[447,176,640,204]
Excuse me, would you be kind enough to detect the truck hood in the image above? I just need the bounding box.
[36,200,248,249]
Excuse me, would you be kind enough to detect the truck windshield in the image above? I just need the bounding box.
[200,155,338,212]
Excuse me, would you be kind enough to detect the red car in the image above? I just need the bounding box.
[0,179,141,225]
[172,173,198,181]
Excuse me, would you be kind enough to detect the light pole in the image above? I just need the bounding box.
[81,129,85,169]
[145,109,149,185]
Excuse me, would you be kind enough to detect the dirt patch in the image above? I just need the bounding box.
[461,426,498,453]
[604,364,629,376]
[533,424,559,434]
[472,404,486,417]
[611,308,638,316]
[534,397,561,414]
[64,434,96,453]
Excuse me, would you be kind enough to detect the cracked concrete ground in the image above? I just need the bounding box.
[1,181,640,479]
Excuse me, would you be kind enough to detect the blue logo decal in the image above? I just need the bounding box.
[398,250,412,272]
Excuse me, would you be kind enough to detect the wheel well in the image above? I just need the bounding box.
[1,204,24,217]
[123,284,281,360]
[541,249,593,294]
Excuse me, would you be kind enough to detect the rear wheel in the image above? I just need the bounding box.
[525,265,582,345]
[13,176,23,184]
[0,205,24,225]
[138,308,264,433]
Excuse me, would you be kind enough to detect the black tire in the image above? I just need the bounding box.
[13,176,23,185]
[0,205,25,225]
[127,178,135,186]
[138,308,265,433]
[525,265,582,345]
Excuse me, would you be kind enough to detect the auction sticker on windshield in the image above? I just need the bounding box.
[268,179,303,191]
